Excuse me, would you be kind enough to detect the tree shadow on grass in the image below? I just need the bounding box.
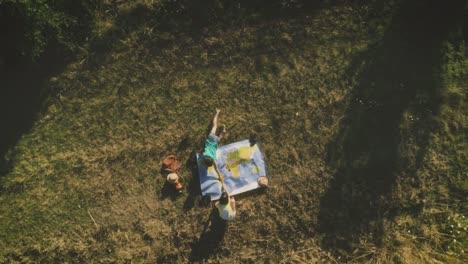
[318,0,465,254]
[0,45,69,177]
[0,2,98,176]
[0,0,333,177]
[82,0,331,71]
[189,207,228,262]
[0,3,154,151]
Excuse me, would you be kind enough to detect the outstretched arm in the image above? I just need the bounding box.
[210,109,221,135]
[213,163,228,193]
[230,197,236,212]
[213,163,223,181]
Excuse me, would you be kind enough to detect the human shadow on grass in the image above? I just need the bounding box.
[189,207,228,262]
[317,0,465,254]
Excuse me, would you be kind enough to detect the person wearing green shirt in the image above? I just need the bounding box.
[203,109,225,170]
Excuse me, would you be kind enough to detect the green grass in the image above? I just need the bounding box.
[1,0,466,262]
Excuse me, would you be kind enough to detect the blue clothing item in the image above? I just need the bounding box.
[204,133,220,161]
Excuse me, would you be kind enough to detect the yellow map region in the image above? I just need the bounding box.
[200,160,221,180]
[226,146,259,178]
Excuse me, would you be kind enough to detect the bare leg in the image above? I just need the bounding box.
[210,109,221,135]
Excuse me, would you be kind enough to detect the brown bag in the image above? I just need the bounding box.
[161,154,181,174]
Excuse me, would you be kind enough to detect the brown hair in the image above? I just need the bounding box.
[204,156,214,167]
[219,192,229,205]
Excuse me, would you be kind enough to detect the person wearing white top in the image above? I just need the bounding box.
[215,191,236,221]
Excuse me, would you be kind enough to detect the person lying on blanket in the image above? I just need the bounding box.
[203,109,226,178]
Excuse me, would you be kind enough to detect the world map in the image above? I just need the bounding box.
[197,139,267,200]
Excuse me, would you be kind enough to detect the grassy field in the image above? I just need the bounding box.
[0,0,466,263]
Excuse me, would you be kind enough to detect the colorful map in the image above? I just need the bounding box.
[197,140,267,200]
